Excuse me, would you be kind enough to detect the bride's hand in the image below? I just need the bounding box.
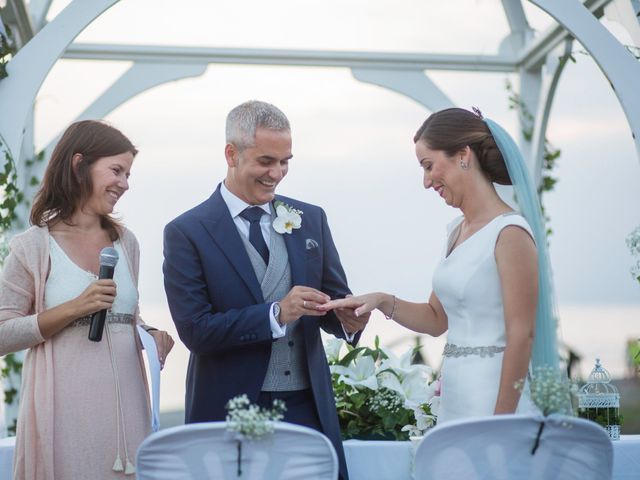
[319,293,385,317]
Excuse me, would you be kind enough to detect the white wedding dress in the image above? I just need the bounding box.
[433,212,537,425]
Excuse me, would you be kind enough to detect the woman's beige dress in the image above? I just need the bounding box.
[0,226,151,480]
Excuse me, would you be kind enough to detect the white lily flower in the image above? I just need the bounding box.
[378,371,403,392]
[331,355,379,390]
[324,338,344,363]
[272,205,302,234]
[379,348,433,381]
[401,424,422,437]
[428,395,441,416]
[416,404,437,429]
[380,368,436,409]
[379,348,414,377]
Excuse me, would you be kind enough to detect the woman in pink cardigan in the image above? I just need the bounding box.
[0,120,174,479]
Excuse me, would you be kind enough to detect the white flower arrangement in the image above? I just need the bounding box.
[626,225,640,285]
[516,366,576,417]
[326,337,438,440]
[625,227,640,370]
[225,394,286,440]
[272,201,302,234]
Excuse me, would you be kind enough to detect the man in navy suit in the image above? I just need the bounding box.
[163,100,368,479]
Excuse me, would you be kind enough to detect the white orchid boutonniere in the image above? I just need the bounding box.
[272,201,303,234]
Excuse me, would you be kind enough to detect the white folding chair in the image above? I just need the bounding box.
[414,414,613,480]
[136,421,338,480]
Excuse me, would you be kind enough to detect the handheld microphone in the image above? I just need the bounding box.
[88,247,119,342]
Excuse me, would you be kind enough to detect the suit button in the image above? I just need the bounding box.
[284,370,291,376]
[288,341,294,347]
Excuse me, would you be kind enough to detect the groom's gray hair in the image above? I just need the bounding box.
[226,100,290,151]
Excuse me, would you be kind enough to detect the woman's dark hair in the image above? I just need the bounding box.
[30,120,138,240]
[413,108,511,185]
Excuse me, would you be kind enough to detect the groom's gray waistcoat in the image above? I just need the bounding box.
[240,226,310,391]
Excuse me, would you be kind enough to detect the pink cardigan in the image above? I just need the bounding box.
[0,225,146,480]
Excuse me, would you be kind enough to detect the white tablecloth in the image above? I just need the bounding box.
[343,436,640,480]
[1,434,638,479]
[0,436,15,480]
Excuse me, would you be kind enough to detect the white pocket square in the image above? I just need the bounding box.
[305,238,319,250]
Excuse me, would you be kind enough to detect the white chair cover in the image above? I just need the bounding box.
[414,414,613,480]
[136,421,338,480]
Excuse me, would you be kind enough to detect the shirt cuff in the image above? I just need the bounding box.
[269,302,286,338]
[341,324,357,343]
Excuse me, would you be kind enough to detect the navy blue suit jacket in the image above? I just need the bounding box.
[163,185,357,470]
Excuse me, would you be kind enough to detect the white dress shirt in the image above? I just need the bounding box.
[220,182,285,338]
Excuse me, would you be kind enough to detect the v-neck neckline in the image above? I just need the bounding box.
[49,234,117,278]
[445,211,517,259]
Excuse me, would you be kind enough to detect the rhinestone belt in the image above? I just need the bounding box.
[68,312,135,328]
[443,343,506,358]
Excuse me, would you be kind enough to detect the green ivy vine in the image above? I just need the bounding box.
[0,142,44,435]
[505,79,562,237]
[0,24,16,80]
[0,137,25,231]
[0,140,24,436]
[0,23,29,435]
[0,147,44,436]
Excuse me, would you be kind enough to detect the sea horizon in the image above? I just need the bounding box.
[141,302,640,412]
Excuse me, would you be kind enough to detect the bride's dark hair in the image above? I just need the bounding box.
[414,108,512,185]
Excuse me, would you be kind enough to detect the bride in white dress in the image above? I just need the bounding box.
[321,108,558,424]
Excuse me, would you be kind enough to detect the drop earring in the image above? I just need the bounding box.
[460,158,468,170]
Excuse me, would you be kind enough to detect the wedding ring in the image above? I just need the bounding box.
[303,300,307,309]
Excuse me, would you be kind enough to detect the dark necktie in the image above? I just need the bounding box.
[239,207,270,265]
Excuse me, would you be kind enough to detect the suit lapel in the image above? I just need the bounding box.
[200,188,264,304]
[278,198,306,287]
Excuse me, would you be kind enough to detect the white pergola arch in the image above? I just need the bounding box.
[1,0,639,202]
[1,0,639,431]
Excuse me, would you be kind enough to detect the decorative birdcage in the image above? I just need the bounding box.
[578,359,620,440]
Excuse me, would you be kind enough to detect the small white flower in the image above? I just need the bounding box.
[272,203,302,234]
[225,394,286,440]
[0,233,9,266]
[627,226,640,257]
[626,226,640,285]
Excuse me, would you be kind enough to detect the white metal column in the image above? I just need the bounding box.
[530,0,640,161]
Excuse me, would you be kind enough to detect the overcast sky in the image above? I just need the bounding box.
[30,0,640,404]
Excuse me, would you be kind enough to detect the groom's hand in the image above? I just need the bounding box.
[279,286,330,325]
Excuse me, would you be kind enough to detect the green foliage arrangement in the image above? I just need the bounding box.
[578,406,623,430]
[327,337,438,441]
